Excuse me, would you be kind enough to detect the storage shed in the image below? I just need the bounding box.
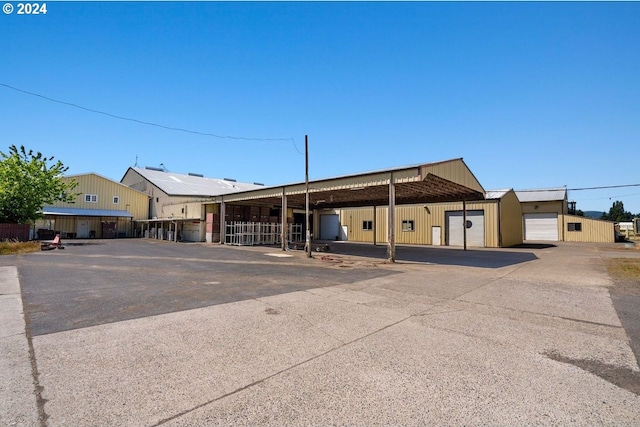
[516,187,614,243]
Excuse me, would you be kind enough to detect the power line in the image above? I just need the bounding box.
[0,82,297,145]
[568,183,640,191]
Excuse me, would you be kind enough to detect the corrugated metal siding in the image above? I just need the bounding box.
[161,202,205,220]
[338,200,501,247]
[422,159,485,193]
[499,191,524,247]
[521,201,564,215]
[56,174,148,220]
[563,215,615,243]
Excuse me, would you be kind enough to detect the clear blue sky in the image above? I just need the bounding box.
[2,2,639,214]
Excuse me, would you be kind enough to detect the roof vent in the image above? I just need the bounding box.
[145,166,164,172]
[223,178,237,182]
[253,182,265,186]
[188,172,204,177]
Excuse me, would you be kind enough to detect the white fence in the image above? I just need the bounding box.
[224,222,303,246]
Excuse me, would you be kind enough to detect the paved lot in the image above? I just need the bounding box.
[1,239,640,426]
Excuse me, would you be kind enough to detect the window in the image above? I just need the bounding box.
[113,196,120,204]
[568,222,582,232]
[84,194,98,203]
[402,220,415,232]
[362,220,373,231]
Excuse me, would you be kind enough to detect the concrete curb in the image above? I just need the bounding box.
[0,266,40,427]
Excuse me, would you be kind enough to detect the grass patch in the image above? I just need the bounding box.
[606,258,640,281]
[0,240,41,255]
[605,258,640,296]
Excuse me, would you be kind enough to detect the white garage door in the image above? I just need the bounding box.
[319,214,340,240]
[523,213,558,241]
[446,210,485,247]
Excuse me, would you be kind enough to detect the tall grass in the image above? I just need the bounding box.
[0,240,41,255]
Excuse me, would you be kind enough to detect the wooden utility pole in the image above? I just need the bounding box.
[305,135,312,257]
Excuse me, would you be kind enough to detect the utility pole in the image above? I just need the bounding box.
[305,135,312,258]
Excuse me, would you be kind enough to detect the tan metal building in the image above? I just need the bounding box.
[333,189,523,248]
[200,158,488,258]
[39,173,149,238]
[516,188,614,243]
[120,167,264,241]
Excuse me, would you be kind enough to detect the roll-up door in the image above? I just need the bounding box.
[446,210,485,247]
[523,213,558,241]
[320,214,340,240]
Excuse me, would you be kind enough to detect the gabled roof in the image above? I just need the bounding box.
[515,188,567,203]
[123,167,264,197]
[212,158,486,209]
[63,172,148,196]
[485,189,513,200]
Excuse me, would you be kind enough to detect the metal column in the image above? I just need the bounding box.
[387,173,396,262]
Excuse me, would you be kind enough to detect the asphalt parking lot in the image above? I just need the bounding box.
[2,239,640,426]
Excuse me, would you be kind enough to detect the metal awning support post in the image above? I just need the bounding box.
[305,135,312,257]
[219,198,225,245]
[387,173,396,262]
[281,187,288,251]
[463,199,467,251]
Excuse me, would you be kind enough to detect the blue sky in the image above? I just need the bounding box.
[2,2,639,214]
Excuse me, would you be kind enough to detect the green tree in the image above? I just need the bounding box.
[0,145,77,223]
[601,200,634,222]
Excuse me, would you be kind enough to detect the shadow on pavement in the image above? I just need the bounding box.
[322,242,538,268]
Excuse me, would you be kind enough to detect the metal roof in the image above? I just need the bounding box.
[485,189,513,200]
[515,188,567,203]
[127,167,264,197]
[209,158,486,209]
[42,207,133,217]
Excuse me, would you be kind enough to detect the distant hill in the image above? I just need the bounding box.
[583,211,604,219]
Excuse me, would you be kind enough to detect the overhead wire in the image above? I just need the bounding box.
[0,82,300,148]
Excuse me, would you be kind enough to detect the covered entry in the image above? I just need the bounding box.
[524,213,558,241]
[206,158,486,261]
[446,210,485,247]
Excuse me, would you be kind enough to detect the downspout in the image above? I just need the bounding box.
[497,199,502,248]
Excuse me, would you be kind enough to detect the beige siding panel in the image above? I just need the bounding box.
[521,201,564,215]
[339,208,374,243]
[56,174,149,220]
[421,159,485,193]
[338,200,502,248]
[499,191,524,247]
[563,215,615,243]
[162,201,205,220]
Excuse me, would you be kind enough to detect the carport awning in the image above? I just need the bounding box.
[211,158,486,209]
[42,207,133,218]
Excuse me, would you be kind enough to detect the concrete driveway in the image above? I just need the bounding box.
[1,240,639,426]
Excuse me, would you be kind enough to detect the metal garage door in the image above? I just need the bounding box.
[523,213,558,241]
[182,221,202,242]
[319,214,340,240]
[446,210,485,247]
